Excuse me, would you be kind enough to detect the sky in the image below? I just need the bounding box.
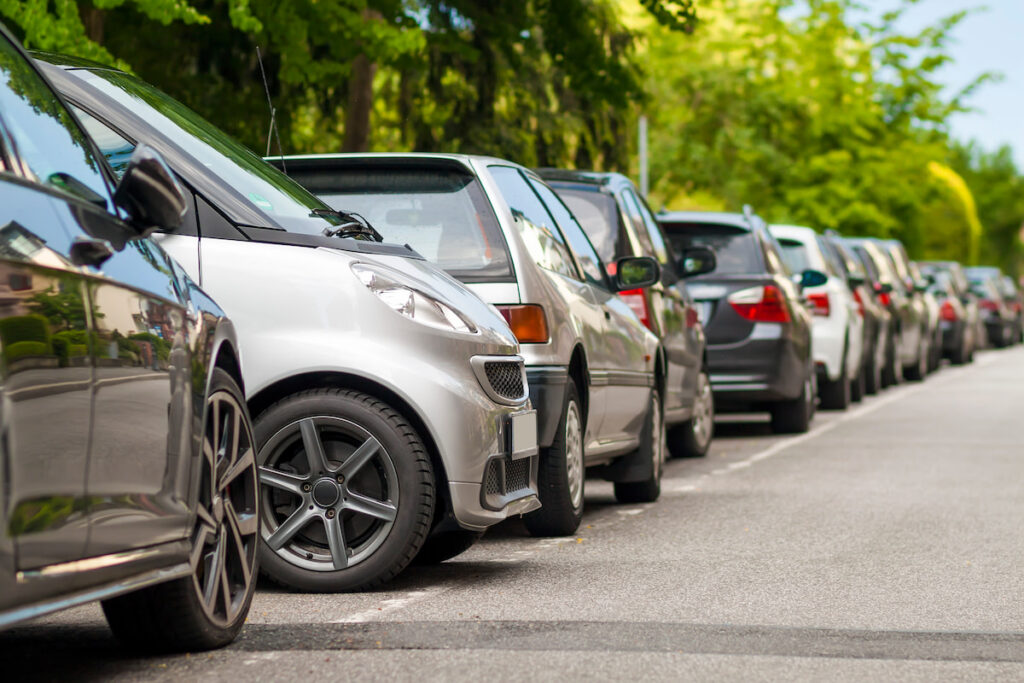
[864,0,1024,165]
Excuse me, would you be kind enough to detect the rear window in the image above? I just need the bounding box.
[776,238,813,274]
[553,187,624,264]
[661,223,761,275]
[293,166,513,282]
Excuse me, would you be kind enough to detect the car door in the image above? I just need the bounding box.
[58,96,196,555]
[0,36,101,570]
[527,176,652,449]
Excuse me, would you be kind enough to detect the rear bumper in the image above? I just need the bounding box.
[706,325,808,408]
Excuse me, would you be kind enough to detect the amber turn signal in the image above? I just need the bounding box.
[495,304,549,343]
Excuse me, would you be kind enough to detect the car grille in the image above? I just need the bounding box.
[483,360,525,400]
[504,456,531,493]
[482,455,534,507]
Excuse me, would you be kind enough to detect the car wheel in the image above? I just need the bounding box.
[614,387,665,504]
[819,347,851,410]
[881,334,899,387]
[255,389,434,592]
[413,529,484,565]
[524,382,585,537]
[102,368,259,652]
[669,367,714,458]
[951,335,970,365]
[770,374,813,434]
[850,362,865,402]
[864,352,881,395]
[904,338,928,381]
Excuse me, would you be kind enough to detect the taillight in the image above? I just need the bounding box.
[496,304,549,343]
[807,292,830,317]
[851,288,865,317]
[940,300,956,322]
[685,306,699,328]
[728,285,791,323]
[874,282,891,307]
[618,288,653,330]
[980,299,998,312]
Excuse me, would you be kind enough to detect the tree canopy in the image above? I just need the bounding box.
[1,0,1020,272]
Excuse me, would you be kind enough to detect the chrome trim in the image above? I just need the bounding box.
[589,369,655,387]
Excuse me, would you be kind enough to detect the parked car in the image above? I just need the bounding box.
[275,153,664,537]
[656,209,819,434]
[965,267,1017,348]
[536,169,717,457]
[843,238,911,385]
[907,260,943,373]
[874,239,932,380]
[821,231,889,395]
[0,27,258,650]
[967,267,1024,345]
[917,261,977,364]
[770,225,863,409]
[42,58,541,591]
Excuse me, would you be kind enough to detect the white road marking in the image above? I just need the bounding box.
[333,588,446,623]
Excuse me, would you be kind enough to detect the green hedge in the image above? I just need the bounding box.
[5,340,50,361]
[0,315,50,347]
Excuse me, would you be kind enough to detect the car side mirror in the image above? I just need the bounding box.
[847,274,865,288]
[113,144,187,237]
[612,256,660,292]
[913,281,930,293]
[678,246,716,278]
[798,269,828,288]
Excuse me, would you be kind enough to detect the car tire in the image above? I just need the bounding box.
[669,367,713,458]
[770,374,813,434]
[614,388,665,504]
[102,368,259,652]
[951,336,970,365]
[819,348,851,411]
[413,529,484,565]
[904,338,928,381]
[863,352,881,395]
[850,363,865,402]
[524,382,585,537]
[255,389,434,592]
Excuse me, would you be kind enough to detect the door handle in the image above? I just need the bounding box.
[69,236,114,268]
[604,308,611,320]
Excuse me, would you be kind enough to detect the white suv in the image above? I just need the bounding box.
[770,225,864,409]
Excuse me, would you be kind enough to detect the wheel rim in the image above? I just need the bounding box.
[258,416,399,572]
[192,389,259,628]
[565,401,584,511]
[691,371,713,449]
[651,393,665,474]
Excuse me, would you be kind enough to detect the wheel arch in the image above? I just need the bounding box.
[567,345,589,430]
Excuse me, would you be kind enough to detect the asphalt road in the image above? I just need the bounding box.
[6,347,1024,681]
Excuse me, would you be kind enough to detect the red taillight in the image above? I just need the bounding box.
[496,304,549,343]
[728,285,791,323]
[618,288,652,330]
[980,299,998,312]
[685,306,699,328]
[851,288,865,317]
[1014,302,1022,314]
[807,292,830,317]
[940,300,956,322]
[874,283,892,307]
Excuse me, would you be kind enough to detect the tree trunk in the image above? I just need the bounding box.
[80,6,104,44]
[342,53,377,152]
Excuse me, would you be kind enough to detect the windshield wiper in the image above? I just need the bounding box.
[311,208,383,242]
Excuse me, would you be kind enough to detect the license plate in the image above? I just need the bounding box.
[508,410,538,459]
[695,301,713,324]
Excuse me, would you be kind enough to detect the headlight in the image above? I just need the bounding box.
[352,263,477,334]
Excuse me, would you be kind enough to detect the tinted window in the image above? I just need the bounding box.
[527,177,605,288]
[295,166,512,281]
[622,189,672,267]
[70,104,135,179]
[489,166,577,280]
[0,38,111,207]
[69,68,338,235]
[663,223,761,275]
[554,187,624,265]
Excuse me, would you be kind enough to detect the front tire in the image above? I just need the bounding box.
[103,368,259,652]
[524,382,585,537]
[255,389,434,592]
[614,388,665,504]
[669,367,713,458]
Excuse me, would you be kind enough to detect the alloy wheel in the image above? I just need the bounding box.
[691,372,714,450]
[258,416,399,572]
[192,389,259,628]
[651,393,665,475]
[565,402,585,511]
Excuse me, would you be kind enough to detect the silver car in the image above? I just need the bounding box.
[277,154,664,537]
[43,59,540,592]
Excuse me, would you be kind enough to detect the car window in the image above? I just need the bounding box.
[526,176,605,288]
[553,187,625,265]
[0,38,112,208]
[293,165,513,282]
[759,231,790,275]
[776,237,813,273]
[69,104,136,180]
[622,189,672,268]
[663,222,761,275]
[489,166,578,280]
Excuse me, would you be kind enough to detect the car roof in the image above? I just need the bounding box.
[657,211,752,231]
[534,169,635,193]
[277,152,528,172]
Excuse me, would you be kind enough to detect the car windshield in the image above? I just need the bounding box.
[661,222,760,275]
[289,165,513,281]
[549,187,622,265]
[72,68,338,234]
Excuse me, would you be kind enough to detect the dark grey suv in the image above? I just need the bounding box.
[0,25,258,650]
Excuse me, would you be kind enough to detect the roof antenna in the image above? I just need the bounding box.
[256,46,286,175]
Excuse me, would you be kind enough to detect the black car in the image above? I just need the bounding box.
[0,25,258,649]
[657,209,819,434]
[537,170,717,457]
[966,267,1017,348]
[918,261,978,364]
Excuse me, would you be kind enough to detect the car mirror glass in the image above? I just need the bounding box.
[800,269,828,288]
[614,256,660,291]
[679,246,716,278]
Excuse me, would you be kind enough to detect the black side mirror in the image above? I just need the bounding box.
[848,274,866,288]
[113,144,186,236]
[798,269,828,288]
[612,256,660,292]
[678,246,716,278]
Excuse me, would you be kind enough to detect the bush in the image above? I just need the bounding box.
[5,340,51,361]
[0,315,51,347]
